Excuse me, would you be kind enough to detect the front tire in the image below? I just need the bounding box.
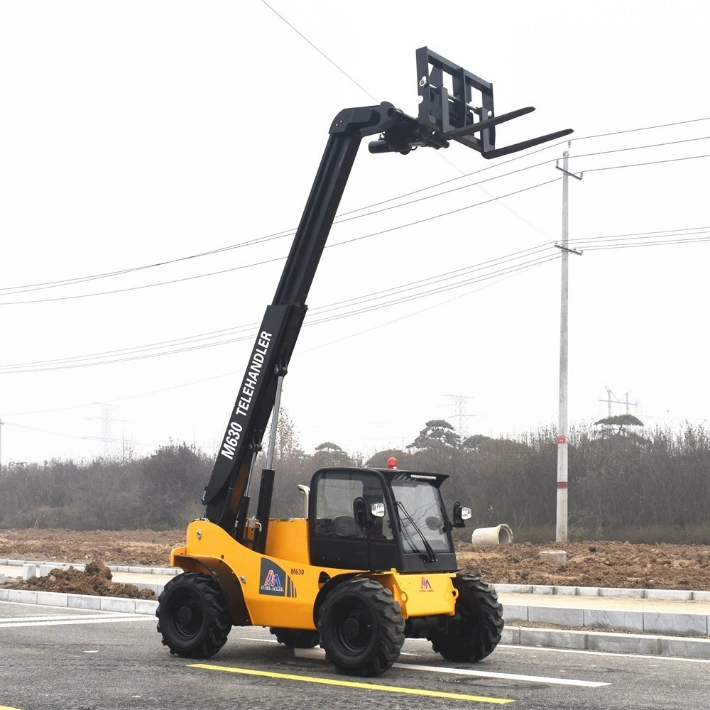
[318,577,405,676]
[269,627,320,648]
[428,574,503,662]
[156,572,231,658]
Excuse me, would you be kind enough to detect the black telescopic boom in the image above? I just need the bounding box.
[203,103,402,531]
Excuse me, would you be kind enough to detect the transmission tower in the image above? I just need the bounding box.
[91,403,117,458]
[444,394,475,439]
[598,386,641,418]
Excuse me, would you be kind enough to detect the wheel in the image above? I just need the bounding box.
[317,577,405,676]
[156,571,231,658]
[428,574,503,662]
[269,627,320,648]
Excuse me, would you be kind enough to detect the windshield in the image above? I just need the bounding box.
[390,478,452,553]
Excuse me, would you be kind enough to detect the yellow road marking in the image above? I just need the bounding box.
[190,664,514,704]
[0,705,23,709]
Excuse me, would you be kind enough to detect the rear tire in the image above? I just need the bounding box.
[269,627,320,648]
[318,577,405,676]
[428,574,503,662]
[157,572,231,658]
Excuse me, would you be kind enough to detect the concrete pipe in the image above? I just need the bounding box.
[471,524,514,546]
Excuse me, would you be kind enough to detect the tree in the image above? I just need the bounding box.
[407,420,460,450]
[462,434,494,450]
[136,443,210,528]
[313,441,350,467]
[594,414,645,438]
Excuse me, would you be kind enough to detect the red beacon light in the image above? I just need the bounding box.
[387,457,398,470]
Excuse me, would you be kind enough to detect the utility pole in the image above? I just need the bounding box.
[0,418,3,471]
[554,147,582,542]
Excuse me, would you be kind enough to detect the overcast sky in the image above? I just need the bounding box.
[1,0,708,465]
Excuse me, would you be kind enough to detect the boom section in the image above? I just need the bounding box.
[203,103,403,531]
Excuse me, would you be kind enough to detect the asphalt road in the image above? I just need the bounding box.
[0,600,707,710]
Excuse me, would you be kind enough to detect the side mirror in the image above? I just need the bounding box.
[452,501,472,528]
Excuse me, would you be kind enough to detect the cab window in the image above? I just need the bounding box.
[313,471,393,540]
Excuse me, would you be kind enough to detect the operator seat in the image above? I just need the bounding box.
[332,516,363,537]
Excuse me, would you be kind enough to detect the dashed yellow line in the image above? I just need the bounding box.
[189,663,514,704]
[0,705,23,709]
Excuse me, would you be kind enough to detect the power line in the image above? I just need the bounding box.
[306,255,561,327]
[3,213,706,414]
[3,124,709,297]
[1,242,557,370]
[308,245,555,316]
[340,137,710,227]
[298,257,547,358]
[320,158,553,226]
[0,156,557,297]
[334,118,703,220]
[580,235,710,251]
[0,176,563,306]
[574,116,710,142]
[3,220,707,372]
[582,153,710,174]
[5,259,548,419]
[569,226,710,251]
[0,250,562,373]
[571,135,710,160]
[569,225,710,244]
[260,1,378,103]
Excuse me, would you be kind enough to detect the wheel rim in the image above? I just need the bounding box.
[332,600,375,655]
[170,590,204,639]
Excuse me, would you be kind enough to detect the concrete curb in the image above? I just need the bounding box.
[0,587,159,615]
[502,625,710,660]
[492,583,710,602]
[503,602,709,638]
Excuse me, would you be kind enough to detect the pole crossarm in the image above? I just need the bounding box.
[555,163,584,180]
[554,243,584,256]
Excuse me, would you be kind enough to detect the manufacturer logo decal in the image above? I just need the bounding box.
[259,558,297,598]
[420,577,433,592]
[263,569,283,593]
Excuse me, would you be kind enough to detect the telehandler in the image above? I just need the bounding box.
[157,47,571,676]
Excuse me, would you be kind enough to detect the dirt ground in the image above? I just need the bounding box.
[2,560,156,599]
[1,529,709,592]
[456,541,710,591]
[0,529,179,567]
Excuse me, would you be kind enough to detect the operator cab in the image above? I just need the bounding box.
[308,466,466,573]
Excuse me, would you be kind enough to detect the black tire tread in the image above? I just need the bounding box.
[318,577,405,676]
[428,573,503,662]
[156,571,231,659]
